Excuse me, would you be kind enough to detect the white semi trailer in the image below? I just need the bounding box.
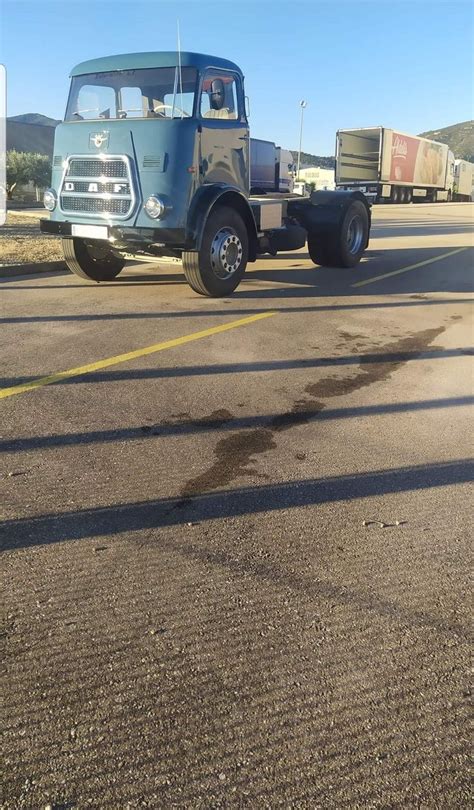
[336,126,455,203]
[453,159,474,201]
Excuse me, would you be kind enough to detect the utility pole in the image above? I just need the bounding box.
[297,100,307,180]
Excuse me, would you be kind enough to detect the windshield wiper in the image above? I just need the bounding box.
[117,108,143,116]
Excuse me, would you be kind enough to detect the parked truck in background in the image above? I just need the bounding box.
[249,139,294,194]
[453,159,474,201]
[40,51,371,296]
[336,127,455,203]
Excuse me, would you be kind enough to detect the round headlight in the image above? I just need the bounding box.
[43,188,57,211]
[144,195,165,219]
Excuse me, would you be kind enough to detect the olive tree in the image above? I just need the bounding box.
[6,150,52,199]
[29,153,52,190]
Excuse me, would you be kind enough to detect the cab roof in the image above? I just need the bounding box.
[70,51,242,77]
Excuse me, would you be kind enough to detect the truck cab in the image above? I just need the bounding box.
[42,51,370,296]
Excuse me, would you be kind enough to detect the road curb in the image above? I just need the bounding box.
[0,261,67,278]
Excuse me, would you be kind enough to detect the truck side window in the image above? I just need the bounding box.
[200,71,240,120]
[118,86,144,118]
[71,84,115,120]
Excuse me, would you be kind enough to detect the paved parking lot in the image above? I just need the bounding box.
[2,203,473,808]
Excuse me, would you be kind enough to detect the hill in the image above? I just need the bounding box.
[7,121,56,157]
[293,151,335,170]
[6,115,60,158]
[419,120,474,162]
[8,113,61,127]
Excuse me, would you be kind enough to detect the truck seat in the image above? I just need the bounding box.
[204,108,230,119]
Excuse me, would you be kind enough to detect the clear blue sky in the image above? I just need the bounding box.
[1,0,473,155]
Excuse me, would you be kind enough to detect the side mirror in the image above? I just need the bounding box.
[245,95,250,119]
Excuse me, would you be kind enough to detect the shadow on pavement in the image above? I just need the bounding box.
[1,348,472,390]
[2,458,473,554]
[1,297,473,324]
[0,396,471,455]
[1,246,472,295]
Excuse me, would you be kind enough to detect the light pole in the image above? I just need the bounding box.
[297,100,307,181]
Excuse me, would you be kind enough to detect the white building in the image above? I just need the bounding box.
[297,166,335,190]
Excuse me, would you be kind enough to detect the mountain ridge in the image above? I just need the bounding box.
[8,113,61,127]
[418,120,473,162]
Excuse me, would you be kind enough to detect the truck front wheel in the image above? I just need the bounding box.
[308,200,369,268]
[182,206,248,296]
[62,238,124,281]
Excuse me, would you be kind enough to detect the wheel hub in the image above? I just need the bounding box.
[346,215,364,255]
[210,228,243,279]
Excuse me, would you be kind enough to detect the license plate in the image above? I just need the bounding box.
[71,224,108,240]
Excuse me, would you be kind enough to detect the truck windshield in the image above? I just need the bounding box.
[65,67,198,121]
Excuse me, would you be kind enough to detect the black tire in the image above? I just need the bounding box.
[447,190,452,202]
[62,238,124,281]
[406,188,413,203]
[308,199,369,268]
[391,186,400,204]
[306,233,333,267]
[431,190,438,203]
[182,206,248,296]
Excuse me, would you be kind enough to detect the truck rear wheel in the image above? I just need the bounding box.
[62,238,124,281]
[308,199,369,268]
[182,206,248,296]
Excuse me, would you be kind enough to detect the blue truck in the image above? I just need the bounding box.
[41,51,371,297]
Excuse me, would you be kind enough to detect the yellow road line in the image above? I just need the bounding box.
[352,247,469,288]
[0,311,277,401]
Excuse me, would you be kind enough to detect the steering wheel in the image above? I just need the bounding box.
[153,104,190,118]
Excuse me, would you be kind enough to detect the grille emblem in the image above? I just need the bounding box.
[90,131,109,149]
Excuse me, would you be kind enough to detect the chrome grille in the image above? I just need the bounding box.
[60,197,130,214]
[59,155,135,220]
[67,159,127,178]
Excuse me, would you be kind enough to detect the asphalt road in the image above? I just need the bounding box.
[2,202,473,808]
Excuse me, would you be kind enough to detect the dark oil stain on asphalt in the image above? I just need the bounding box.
[142,409,233,437]
[305,327,445,400]
[181,429,275,497]
[180,326,446,497]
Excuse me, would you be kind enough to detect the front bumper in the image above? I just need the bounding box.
[40,219,190,255]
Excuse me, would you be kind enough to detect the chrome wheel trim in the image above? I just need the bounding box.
[210,227,243,279]
[346,214,364,255]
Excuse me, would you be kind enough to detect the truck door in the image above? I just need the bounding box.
[198,69,249,193]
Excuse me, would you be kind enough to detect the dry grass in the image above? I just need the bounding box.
[0,211,63,265]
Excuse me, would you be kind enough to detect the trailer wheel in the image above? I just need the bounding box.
[308,199,369,268]
[62,238,124,281]
[182,206,248,296]
[431,190,438,203]
[391,186,400,204]
[406,188,413,203]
